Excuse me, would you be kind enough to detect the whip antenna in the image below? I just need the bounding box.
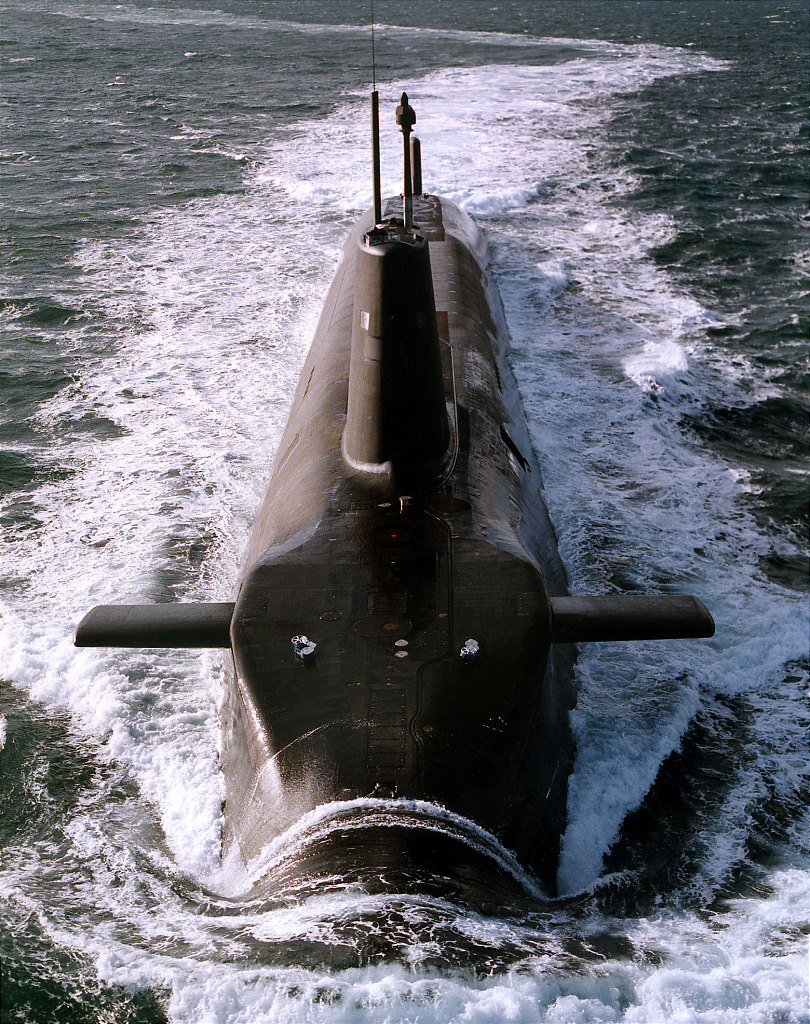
[370,0,382,224]
[371,0,377,91]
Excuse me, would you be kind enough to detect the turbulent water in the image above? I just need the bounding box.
[1,1,808,1021]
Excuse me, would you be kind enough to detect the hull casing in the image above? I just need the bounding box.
[221,196,576,894]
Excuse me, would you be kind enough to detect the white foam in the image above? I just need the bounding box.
[230,797,544,900]
[75,898,808,1024]
[624,337,690,390]
[535,259,571,296]
[257,52,725,226]
[443,182,547,216]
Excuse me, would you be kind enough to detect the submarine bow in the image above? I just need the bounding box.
[75,93,714,898]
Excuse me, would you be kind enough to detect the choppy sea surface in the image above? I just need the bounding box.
[1,1,808,1021]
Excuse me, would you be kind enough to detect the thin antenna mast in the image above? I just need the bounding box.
[370,1,382,224]
[371,0,377,91]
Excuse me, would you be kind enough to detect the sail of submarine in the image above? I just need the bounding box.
[75,91,714,896]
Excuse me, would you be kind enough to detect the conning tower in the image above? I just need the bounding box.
[343,225,451,489]
[344,93,451,491]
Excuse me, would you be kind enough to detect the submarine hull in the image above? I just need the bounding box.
[71,95,714,905]
[220,195,576,894]
[72,186,713,901]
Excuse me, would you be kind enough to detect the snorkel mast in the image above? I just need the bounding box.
[396,92,416,230]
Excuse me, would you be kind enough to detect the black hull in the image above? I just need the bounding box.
[72,191,713,904]
[221,196,576,896]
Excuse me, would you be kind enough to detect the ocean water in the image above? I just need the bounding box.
[1,1,808,1021]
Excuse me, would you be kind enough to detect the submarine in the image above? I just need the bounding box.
[75,92,714,901]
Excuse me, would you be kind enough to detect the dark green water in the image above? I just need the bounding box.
[1,2,807,1021]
